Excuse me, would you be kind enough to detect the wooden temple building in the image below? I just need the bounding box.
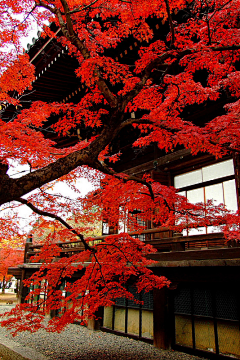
[4,19,240,360]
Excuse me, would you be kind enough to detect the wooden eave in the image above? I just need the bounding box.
[2,33,82,117]
[7,267,22,278]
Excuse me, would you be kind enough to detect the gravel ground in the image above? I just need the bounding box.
[0,306,205,360]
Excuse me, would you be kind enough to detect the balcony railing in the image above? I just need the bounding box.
[24,227,240,264]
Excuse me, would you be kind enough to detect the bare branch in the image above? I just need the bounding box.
[12,5,37,43]
[68,0,100,14]
[96,162,155,200]
[36,0,56,14]
[118,118,152,129]
[123,52,175,105]
[16,198,93,252]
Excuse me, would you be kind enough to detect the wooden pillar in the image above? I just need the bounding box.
[24,234,32,263]
[87,307,103,330]
[20,269,29,304]
[233,152,240,209]
[153,287,171,350]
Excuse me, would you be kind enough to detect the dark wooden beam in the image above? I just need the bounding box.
[123,149,192,176]
[148,247,240,261]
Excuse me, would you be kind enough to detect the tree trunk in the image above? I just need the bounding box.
[1,276,6,294]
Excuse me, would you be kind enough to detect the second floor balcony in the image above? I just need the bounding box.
[23,226,240,266]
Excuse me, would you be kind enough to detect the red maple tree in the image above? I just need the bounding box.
[1,0,240,333]
[0,239,24,293]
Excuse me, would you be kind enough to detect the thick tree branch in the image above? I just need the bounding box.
[164,0,175,48]
[36,1,56,14]
[0,126,111,206]
[0,152,88,206]
[60,0,75,38]
[0,163,9,180]
[211,44,240,51]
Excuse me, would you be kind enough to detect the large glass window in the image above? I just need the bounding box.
[174,159,235,188]
[174,159,238,235]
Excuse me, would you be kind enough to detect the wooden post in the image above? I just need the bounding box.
[20,269,29,304]
[233,152,240,209]
[87,307,103,330]
[24,234,33,263]
[153,287,171,349]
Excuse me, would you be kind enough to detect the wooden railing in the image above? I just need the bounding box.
[24,240,86,263]
[24,227,239,264]
[145,232,227,251]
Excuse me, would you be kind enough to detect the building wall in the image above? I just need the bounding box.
[173,281,240,358]
[102,287,154,341]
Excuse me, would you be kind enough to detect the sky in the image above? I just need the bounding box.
[20,23,40,50]
[6,162,95,233]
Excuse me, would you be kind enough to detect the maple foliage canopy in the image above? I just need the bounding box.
[0,239,24,286]
[1,0,240,333]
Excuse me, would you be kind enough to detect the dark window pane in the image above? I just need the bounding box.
[142,291,153,310]
[127,285,140,308]
[215,289,238,320]
[115,297,126,306]
[193,287,213,317]
[174,286,191,314]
